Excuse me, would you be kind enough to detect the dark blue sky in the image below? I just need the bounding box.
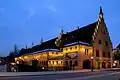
[0,0,119,56]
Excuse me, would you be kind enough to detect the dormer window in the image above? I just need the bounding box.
[75,46,77,49]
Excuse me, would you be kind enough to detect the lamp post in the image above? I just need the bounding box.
[91,56,94,72]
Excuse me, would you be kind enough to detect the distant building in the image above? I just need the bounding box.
[15,7,113,70]
[112,44,120,68]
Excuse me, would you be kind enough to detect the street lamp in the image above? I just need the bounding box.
[113,61,117,68]
[114,61,117,63]
[91,56,94,72]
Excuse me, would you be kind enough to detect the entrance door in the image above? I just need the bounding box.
[32,60,38,67]
[102,62,106,68]
[107,62,111,68]
[83,59,91,69]
[98,62,100,69]
[70,60,72,69]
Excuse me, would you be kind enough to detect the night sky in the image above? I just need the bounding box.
[0,0,119,56]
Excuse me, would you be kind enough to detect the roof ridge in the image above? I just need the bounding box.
[64,21,97,35]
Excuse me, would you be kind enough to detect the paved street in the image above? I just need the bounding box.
[0,71,120,80]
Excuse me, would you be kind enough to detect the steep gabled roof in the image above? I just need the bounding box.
[18,21,97,56]
[63,21,97,45]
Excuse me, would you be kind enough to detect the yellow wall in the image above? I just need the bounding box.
[15,42,112,69]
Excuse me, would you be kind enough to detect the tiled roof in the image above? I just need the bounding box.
[62,21,97,45]
[18,21,97,56]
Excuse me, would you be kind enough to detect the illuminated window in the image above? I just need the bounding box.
[49,61,51,64]
[85,49,89,55]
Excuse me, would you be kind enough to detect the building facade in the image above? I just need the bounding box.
[15,7,113,70]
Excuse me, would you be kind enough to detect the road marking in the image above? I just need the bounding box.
[57,72,120,80]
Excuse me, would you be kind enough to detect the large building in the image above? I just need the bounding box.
[15,7,113,70]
